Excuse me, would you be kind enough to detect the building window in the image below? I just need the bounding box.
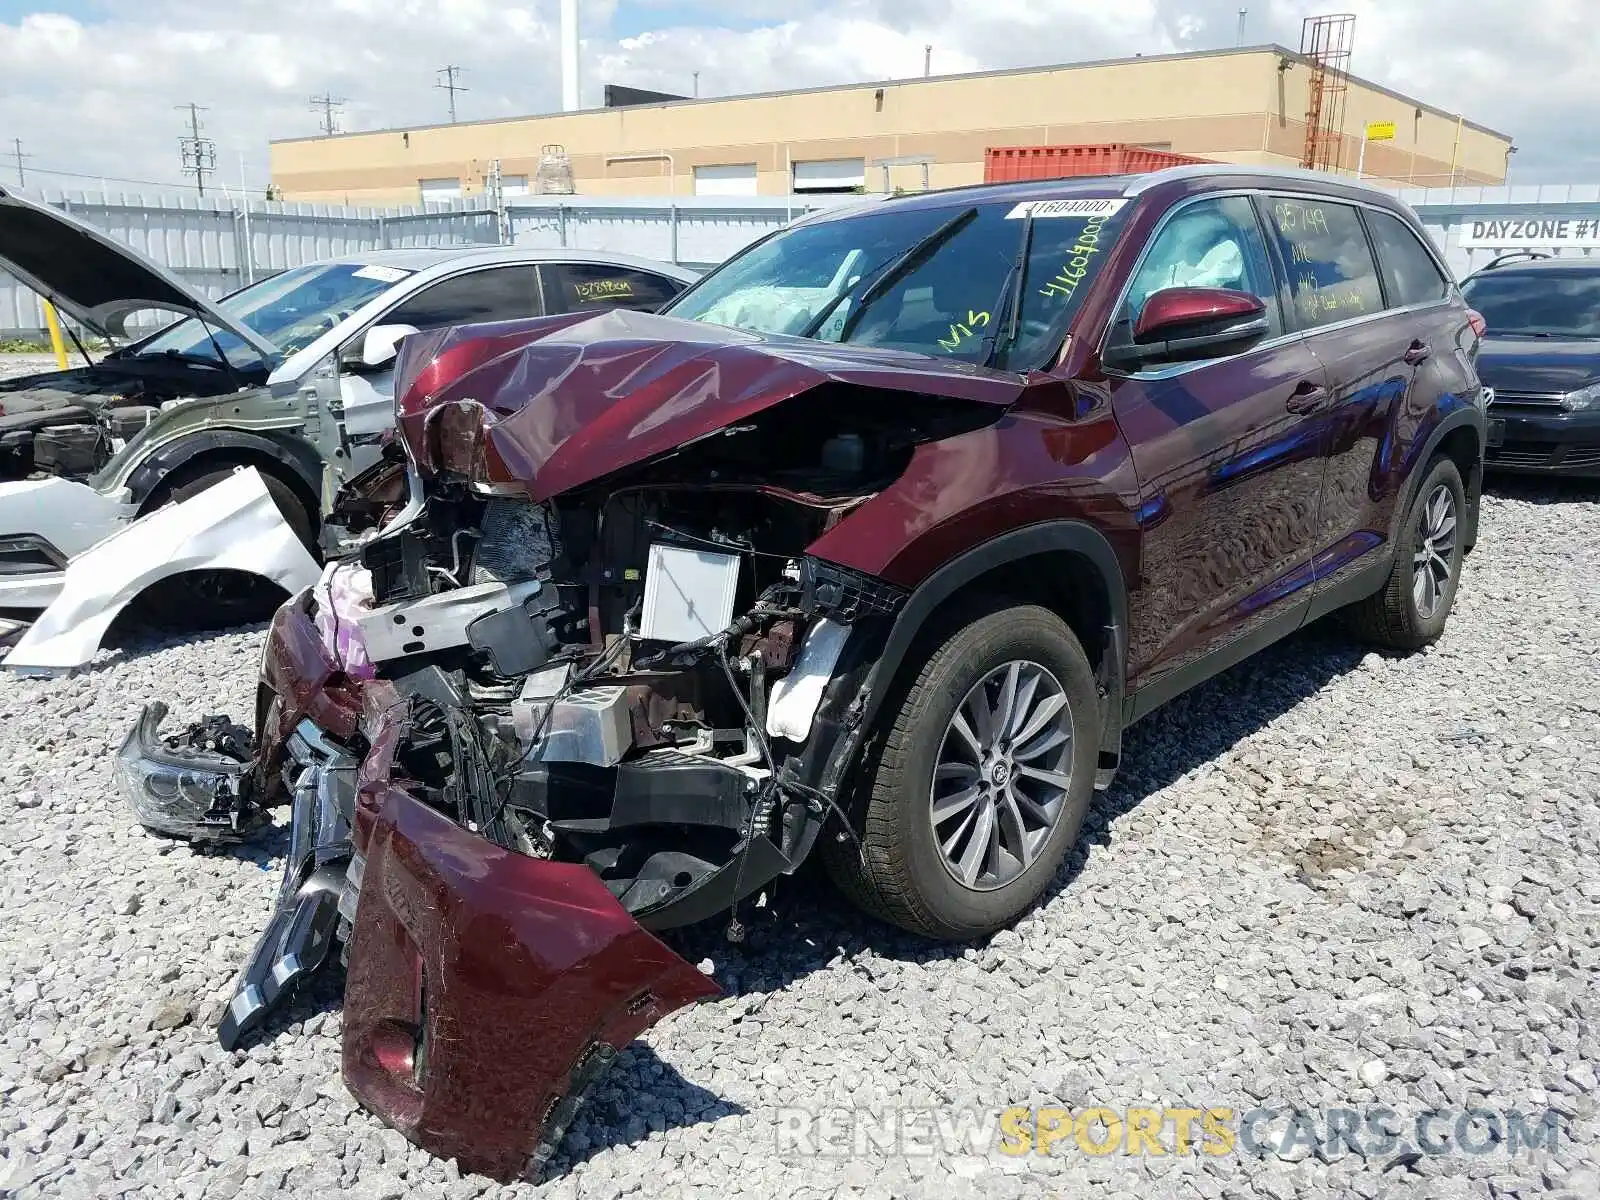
[482,174,530,198]
[792,158,866,194]
[419,177,462,203]
[693,164,758,197]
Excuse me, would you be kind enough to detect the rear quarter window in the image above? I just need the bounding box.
[1262,197,1384,329]
[1366,210,1451,307]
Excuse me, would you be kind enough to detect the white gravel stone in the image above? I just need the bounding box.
[1,484,1598,1199]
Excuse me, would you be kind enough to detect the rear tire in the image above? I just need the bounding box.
[1345,455,1466,651]
[822,601,1100,941]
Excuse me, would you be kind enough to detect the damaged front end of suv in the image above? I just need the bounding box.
[116,305,1026,1178]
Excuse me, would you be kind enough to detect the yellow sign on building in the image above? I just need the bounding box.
[1366,121,1397,141]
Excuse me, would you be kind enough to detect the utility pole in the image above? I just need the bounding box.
[436,65,468,123]
[308,92,348,137]
[175,102,217,196]
[10,138,31,187]
[1237,8,1248,46]
[692,71,700,98]
[924,45,933,77]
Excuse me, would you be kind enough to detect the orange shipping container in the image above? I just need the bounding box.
[984,144,1211,183]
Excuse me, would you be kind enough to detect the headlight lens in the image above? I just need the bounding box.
[1566,382,1600,411]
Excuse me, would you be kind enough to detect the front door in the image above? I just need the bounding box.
[1108,193,1330,699]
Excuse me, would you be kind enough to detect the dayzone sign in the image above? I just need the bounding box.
[1460,216,1600,249]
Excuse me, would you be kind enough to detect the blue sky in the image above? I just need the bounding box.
[0,1,1595,194]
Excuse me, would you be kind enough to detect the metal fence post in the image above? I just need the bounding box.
[377,214,388,249]
[558,204,568,248]
[670,205,679,264]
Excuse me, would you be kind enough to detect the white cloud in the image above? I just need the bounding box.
[0,0,1594,196]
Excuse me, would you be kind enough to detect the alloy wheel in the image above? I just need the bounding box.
[1411,483,1458,619]
[930,660,1075,892]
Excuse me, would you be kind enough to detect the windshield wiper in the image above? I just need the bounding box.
[982,208,1036,369]
[799,206,981,342]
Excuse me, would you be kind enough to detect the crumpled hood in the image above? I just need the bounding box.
[392,307,1027,501]
[1476,337,1600,395]
[0,185,277,359]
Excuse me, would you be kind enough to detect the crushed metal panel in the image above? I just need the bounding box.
[3,467,320,672]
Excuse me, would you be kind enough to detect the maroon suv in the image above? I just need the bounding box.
[119,165,1487,1179]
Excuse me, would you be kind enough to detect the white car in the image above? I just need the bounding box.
[0,185,697,635]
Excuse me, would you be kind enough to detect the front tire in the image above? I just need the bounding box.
[823,601,1101,940]
[1345,455,1466,651]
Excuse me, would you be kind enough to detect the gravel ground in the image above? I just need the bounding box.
[0,354,65,381]
[1,485,1597,1200]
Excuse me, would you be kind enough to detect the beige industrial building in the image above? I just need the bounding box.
[268,45,1513,206]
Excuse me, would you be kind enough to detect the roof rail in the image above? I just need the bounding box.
[1120,162,1394,196]
[1481,250,1553,271]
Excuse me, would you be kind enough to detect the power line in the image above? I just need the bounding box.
[309,92,348,137]
[436,65,468,123]
[10,138,32,187]
[175,101,218,196]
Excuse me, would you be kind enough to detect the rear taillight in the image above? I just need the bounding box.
[1467,308,1487,338]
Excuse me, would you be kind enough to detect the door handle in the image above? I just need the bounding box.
[1285,381,1328,414]
[1403,340,1432,365]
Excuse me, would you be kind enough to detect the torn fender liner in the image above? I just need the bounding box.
[4,467,320,673]
[342,788,721,1181]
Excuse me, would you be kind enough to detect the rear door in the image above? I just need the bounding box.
[539,263,688,315]
[1108,192,1330,701]
[1257,196,1463,601]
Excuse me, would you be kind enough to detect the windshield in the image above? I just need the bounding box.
[1461,271,1600,338]
[663,197,1131,370]
[129,261,415,367]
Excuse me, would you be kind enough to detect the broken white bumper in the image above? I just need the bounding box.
[0,477,136,610]
[4,468,320,673]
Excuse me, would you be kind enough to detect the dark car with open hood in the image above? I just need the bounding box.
[1461,254,1600,476]
[116,165,1487,1181]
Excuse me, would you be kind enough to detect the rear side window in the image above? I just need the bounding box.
[386,265,542,328]
[1366,210,1451,307]
[1262,197,1383,329]
[542,264,685,313]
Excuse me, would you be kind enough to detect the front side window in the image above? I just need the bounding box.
[1114,194,1283,344]
[1366,210,1451,308]
[384,266,541,329]
[129,262,413,367]
[1262,197,1383,329]
[1460,270,1600,338]
[663,197,1132,370]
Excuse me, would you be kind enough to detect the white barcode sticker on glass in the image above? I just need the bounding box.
[1005,198,1129,220]
[352,265,413,283]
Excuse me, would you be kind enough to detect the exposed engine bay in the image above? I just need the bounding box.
[0,358,255,480]
[339,395,952,928]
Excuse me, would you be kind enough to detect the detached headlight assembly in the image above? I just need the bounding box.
[1566,382,1600,411]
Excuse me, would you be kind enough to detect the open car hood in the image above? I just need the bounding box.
[0,186,279,360]
[393,307,1027,500]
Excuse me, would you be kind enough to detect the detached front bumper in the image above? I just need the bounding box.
[343,785,720,1181]
[122,626,722,1179]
